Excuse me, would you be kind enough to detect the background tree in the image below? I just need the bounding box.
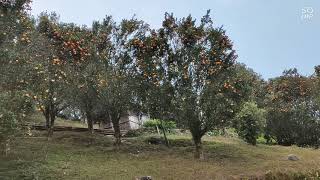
[228,63,265,131]
[265,69,319,146]
[235,101,266,145]
[313,65,320,108]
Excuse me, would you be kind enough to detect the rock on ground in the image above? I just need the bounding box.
[136,176,152,180]
[287,154,299,161]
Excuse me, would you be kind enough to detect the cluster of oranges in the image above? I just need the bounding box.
[223,82,238,93]
[20,33,31,43]
[208,68,216,75]
[63,40,88,57]
[132,39,144,48]
[201,57,210,65]
[215,60,222,65]
[52,30,62,39]
[52,58,61,65]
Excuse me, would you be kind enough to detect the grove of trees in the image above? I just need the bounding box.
[1,0,320,158]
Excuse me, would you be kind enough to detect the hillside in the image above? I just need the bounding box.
[1,130,320,180]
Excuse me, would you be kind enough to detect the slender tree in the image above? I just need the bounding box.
[94,16,148,145]
[131,27,176,146]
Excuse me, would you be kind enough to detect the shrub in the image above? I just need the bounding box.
[143,119,176,132]
[235,102,266,145]
[0,91,33,154]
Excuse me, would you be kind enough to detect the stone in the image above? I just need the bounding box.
[136,176,152,180]
[287,154,299,161]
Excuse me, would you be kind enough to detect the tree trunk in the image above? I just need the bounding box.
[45,115,50,129]
[193,137,204,159]
[47,111,56,137]
[87,117,94,134]
[110,112,121,147]
[160,120,169,147]
[44,108,50,129]
[113,118,121,147]
[86,111,94,134]
[156,125,160,135]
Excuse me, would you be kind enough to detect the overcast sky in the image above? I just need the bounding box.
[30,0,320,79]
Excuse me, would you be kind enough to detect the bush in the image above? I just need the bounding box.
[0,111,18,142]
[235,102,266,145]
[143,119,176,132]
[0,91,33,154]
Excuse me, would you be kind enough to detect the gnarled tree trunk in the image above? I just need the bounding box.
[113,119,121,146]
[110,112,121,147]
[86,111,94,134]
[44,108,50,129]
[193,137,204,159]
[43,103,57,137]
[47,110,56,137]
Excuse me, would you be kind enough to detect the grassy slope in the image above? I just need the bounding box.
[1,131,320,180]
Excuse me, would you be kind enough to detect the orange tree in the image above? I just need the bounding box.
[171,12,240,158]
[133,11,239,158]
[19,13,71,135]
[58,24,100,133]
[0,0,32,89]
[314,65,320,108]
[228,63,266,135]
[130,26,176,146]
[93,16,148,145]
[265,68,319,146]
[32,14,100,133]
[0,0,34,153]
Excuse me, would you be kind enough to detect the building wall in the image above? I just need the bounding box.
[128,114,149,130]
[103,112,149,130]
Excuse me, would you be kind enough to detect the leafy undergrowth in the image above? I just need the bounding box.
[1,131,320,180]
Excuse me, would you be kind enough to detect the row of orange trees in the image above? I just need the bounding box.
[1,1,250,157]
[1,1,320,158]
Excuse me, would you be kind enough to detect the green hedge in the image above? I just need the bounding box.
[143,119,176,132]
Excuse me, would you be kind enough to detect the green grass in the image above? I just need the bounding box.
[1,131,320,180]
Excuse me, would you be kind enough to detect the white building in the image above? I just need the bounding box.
[101,111,149,130]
